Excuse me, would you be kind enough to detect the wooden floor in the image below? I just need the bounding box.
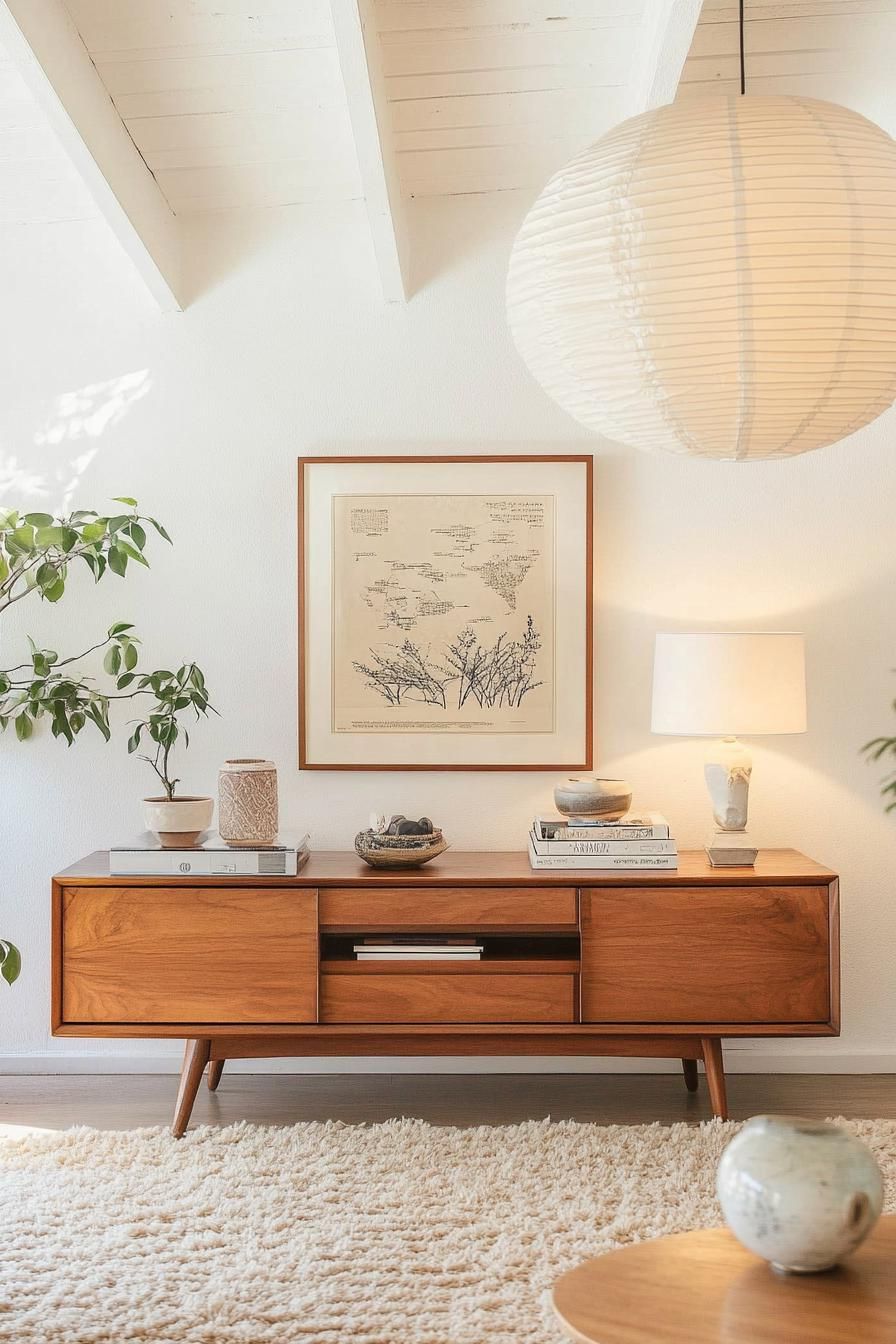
[1,1072,894,1132]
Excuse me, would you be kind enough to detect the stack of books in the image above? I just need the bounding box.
[109,831,310,876]
[527,812,677,871]
[353,937,483,961]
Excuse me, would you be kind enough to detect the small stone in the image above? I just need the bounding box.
[417,817,434,834]
[397,819,423,835]
[387,814,405,836]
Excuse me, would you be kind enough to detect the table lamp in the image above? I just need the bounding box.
[651,632,807,866]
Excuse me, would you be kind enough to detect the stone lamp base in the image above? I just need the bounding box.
[704,736,758,867]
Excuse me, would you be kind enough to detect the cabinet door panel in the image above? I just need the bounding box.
[581,886,831,1024]
[62,886,318,1024]
[320,972,575,1024]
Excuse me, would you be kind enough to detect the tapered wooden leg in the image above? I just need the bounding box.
[681,1058,699,1093]
[172,1038,210,1138]
[207,1059,224,1091]
[701,1037,728,1120]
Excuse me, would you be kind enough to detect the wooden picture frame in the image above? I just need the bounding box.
[298,454,593,770]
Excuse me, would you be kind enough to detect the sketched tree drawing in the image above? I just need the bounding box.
[353,639,449,708]
[444,615,543,710]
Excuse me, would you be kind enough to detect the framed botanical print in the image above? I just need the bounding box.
[298,455,593,770]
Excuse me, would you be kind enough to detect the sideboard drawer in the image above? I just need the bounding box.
[320,971,576,1024]
[61,886,318,1024]
[581,886,832,1025]
[319,886,577,931]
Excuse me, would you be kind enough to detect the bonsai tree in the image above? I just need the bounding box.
[1,498,212,978]
[127,663,215,800]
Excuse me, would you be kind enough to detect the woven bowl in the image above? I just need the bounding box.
[354,828,448,868]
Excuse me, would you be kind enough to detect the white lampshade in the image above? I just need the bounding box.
[507,96,896,461]
[651,633,806,737]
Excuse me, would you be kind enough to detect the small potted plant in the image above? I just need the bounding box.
[128,663,217,846]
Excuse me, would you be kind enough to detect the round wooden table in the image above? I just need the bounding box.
[552,1216,896,1344]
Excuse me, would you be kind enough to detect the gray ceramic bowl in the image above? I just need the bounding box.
[553,778,633,820]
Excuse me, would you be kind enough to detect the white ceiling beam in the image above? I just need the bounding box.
[331,0,408,303]
[0,0,182,312]
[631,0,705,112]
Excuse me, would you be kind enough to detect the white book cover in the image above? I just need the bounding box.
[527,833,678,871]
[533,813,670,841]
[355,952,482,961]
[529,834,677,858]
[353,943,484,954]
[109,834,309,877]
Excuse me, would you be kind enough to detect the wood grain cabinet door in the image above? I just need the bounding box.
[581,886,833,1025]
[61,886,318,1024]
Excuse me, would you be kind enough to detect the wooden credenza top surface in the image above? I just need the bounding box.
[56,848,836,887]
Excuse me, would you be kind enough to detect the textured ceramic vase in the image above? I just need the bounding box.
[218,759,278,846]
[553,777,633,820]
[717,1116,883,1273]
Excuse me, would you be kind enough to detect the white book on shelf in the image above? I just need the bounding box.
[527,833,678,871]
[533,813,671,841]
[529,835,676,857]
[353,942,484,954]
[355,951,482,961]
[109,832,309,877]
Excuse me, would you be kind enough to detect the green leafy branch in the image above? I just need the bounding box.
[863,708,896,811]
[0,497,169,615]
[127,664,216,801]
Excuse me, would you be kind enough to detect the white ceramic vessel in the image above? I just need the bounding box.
[553,777,633,820]
[717,1115,883,1273]
[143,796,214,848]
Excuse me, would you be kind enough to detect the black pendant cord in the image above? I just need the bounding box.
[739,0,746,95]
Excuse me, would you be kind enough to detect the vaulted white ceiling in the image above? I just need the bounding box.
[1,0,895,306]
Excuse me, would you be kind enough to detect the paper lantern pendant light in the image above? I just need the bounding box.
[507,95,896,460]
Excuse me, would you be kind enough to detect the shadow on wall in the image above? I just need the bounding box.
[0,369,152,510]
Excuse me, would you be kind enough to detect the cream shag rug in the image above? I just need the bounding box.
[0,1118,894,1344]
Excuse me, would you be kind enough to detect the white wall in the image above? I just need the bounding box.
[2,193,896,1074]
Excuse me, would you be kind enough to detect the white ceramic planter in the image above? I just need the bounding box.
[143,796,214,848]
[717,1115,883,1273]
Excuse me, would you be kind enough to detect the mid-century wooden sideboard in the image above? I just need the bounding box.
[52,849,839,1136]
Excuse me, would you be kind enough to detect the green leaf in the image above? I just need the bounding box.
[0,674,9,695]
[103,645,122,676]
[0,942,21,986]
[44,578,65,603]
[35,525,65,547]
[0,507,18,529]
[124,642,138,671]
[81,521,106,543]
[127,521,146,550]
[127,725,143,754]
[85,702,111,741]
[11,526,35,552]
[15,712,32,741]
[0,553,8,583]
[108,546,127,578]
[107,515,130,534]
[112,497,138,508]
[61,527,79,552]
[116,540,148,567]
[24,513,54,527]
[148,517,172,544]
[109,622,135,636]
